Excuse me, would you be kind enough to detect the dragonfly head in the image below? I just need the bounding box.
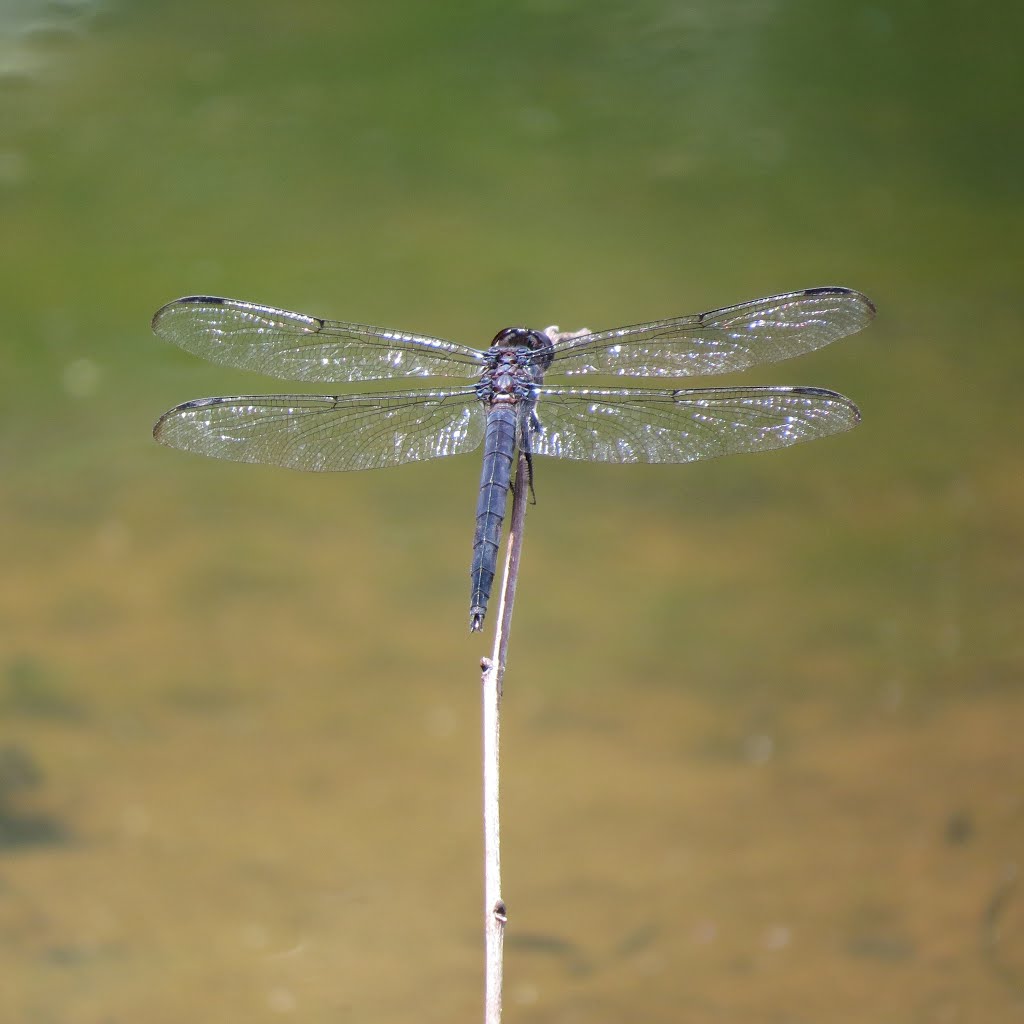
[489,326,554,371]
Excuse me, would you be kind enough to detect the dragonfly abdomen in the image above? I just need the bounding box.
[469,406,518,631]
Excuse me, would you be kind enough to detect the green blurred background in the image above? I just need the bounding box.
[2,1,1022,1021]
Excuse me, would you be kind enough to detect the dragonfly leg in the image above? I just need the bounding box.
[522,451,537,504]
[522,410,541,503]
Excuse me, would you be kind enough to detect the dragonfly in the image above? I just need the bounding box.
[152,286,874,631]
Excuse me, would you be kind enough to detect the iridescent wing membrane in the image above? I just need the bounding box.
[151,296,486,383]
[541,287,874,378]
[153,288,873,470]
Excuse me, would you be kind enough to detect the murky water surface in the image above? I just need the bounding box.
[1,2,1021,1020]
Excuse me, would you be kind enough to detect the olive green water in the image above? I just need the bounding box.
[1,2,1022,1021]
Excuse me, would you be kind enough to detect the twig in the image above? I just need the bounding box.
[481,450,530,1024]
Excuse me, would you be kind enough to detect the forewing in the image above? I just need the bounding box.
[545,287,874,378]
[152,296,486,383]
[529,386,860,463]
[153,389,485,471]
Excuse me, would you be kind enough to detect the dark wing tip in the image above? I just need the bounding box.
[151,295,226,333]
[804,286,852,296]
[153,396,225,441]
[803,285,877,320]
[788,384,862,424]
[152,408,174,441]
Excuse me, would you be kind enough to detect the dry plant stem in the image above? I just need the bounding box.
[481,451,530,1024]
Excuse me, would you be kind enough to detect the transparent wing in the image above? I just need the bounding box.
[152,296,486,383]
[153,388,485,471]
[529,386,860,463]
[543,287,875,378]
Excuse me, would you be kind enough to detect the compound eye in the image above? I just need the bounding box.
[490,326,534,348]
[526,330,548,350]
[490,327,520,347]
